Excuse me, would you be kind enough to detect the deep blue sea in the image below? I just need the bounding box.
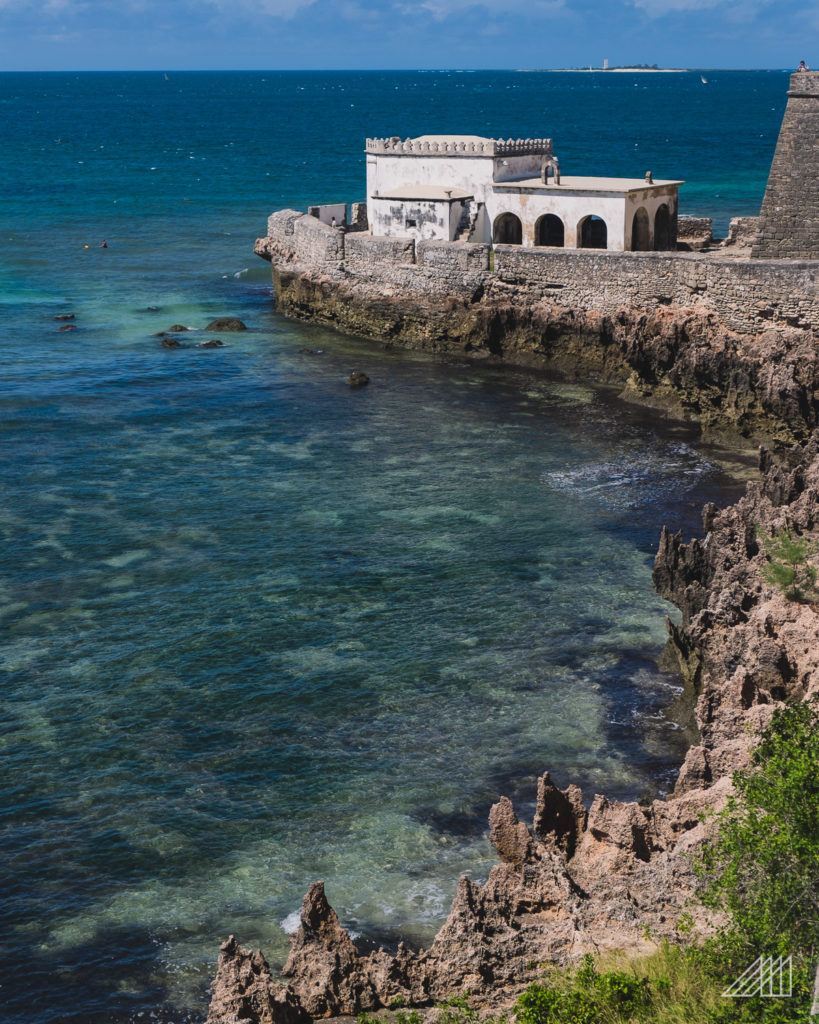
[0,70,787,1024]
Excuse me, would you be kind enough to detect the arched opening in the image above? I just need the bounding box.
[540,156,561,185]
[577,215,607,250]
[631,207,651,251]
[535,214,565,247]
[654,204,672,250]
[493,212,523,245]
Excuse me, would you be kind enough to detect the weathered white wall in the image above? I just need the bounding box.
[368,154,496,231]
[493,154,544,181]
[309,202,347,227]
[370,196,456,242]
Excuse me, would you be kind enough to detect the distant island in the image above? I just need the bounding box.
[547,64,688,73]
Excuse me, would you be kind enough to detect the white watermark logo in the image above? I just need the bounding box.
[722,955,793,999]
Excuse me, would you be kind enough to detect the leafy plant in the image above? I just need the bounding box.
[394,1011,423,1024]
[697,699,819,962]
[510,702,819,1023]
[757,526,818,602]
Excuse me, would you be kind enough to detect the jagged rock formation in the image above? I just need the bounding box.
[654,439,819,785]
[208,442,819,1023]
[207,936,311,1024]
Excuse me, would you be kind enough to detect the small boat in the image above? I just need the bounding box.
[701,75,709,85]
[164,73,170,81]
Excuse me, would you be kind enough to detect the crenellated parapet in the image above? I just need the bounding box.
[365,136,554,156]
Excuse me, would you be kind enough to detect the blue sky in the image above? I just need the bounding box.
[0,0,815,71]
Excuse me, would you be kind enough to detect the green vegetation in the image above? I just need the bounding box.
[509,701,819,1023]
[758,526,818,602]
[514,947,720,1024]
[358,1010,424,1024]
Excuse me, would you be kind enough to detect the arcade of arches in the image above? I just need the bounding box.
[492,205,675,251]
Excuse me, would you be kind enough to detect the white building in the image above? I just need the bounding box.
[365,135,682,252]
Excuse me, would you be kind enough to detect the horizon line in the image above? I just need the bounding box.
[0,66,796,74]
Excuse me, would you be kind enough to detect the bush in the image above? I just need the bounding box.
[514,951,672,1024]
[758,526,818,602]
[512,701,819,1023]
[697,700,819,960]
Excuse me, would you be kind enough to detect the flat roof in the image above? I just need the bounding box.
[412,134,490,144]
[493,175,683,194]
[373,185,475,201]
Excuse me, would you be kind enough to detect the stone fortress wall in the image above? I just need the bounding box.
[262,206,819,336]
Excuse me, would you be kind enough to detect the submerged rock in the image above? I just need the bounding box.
[58,323,78,332]
[198,339,225,348]
[346,371,370,388]
[206,317,247,331]
[53,313,75,321]
[160,337,182,349]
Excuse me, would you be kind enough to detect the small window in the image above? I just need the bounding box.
[405,218,417,228]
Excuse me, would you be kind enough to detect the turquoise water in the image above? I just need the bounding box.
[0,71,783,1023]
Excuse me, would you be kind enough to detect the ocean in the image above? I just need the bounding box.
[0,69,786,1023]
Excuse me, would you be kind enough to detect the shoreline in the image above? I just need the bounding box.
[207,236,818,1024]
[206,69,818,1023]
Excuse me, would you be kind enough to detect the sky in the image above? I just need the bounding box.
[0,0,815,71]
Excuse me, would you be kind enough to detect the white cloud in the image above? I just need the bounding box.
[0,0,318,14]
[630,0,771,12]
[204,0,318,15]
[400,0,564,19]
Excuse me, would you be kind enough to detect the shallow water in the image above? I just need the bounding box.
[0,70,780,1023]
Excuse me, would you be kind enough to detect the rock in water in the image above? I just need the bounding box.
[198,339,225,348]
[347,371,370,388]
[58,324,78,332]
[54,313,75,321]
[206,317,247,331]
[160,337,182,349]
[168,324,189,332]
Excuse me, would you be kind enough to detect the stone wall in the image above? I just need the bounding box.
[724,216,760,248]
[678,216,713,238]
[492,246,819,334]
[260,210,819,335]
[677,215,713,250]
[344,232,415,270]
[416,239,491,274]
[753,71,819,259]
